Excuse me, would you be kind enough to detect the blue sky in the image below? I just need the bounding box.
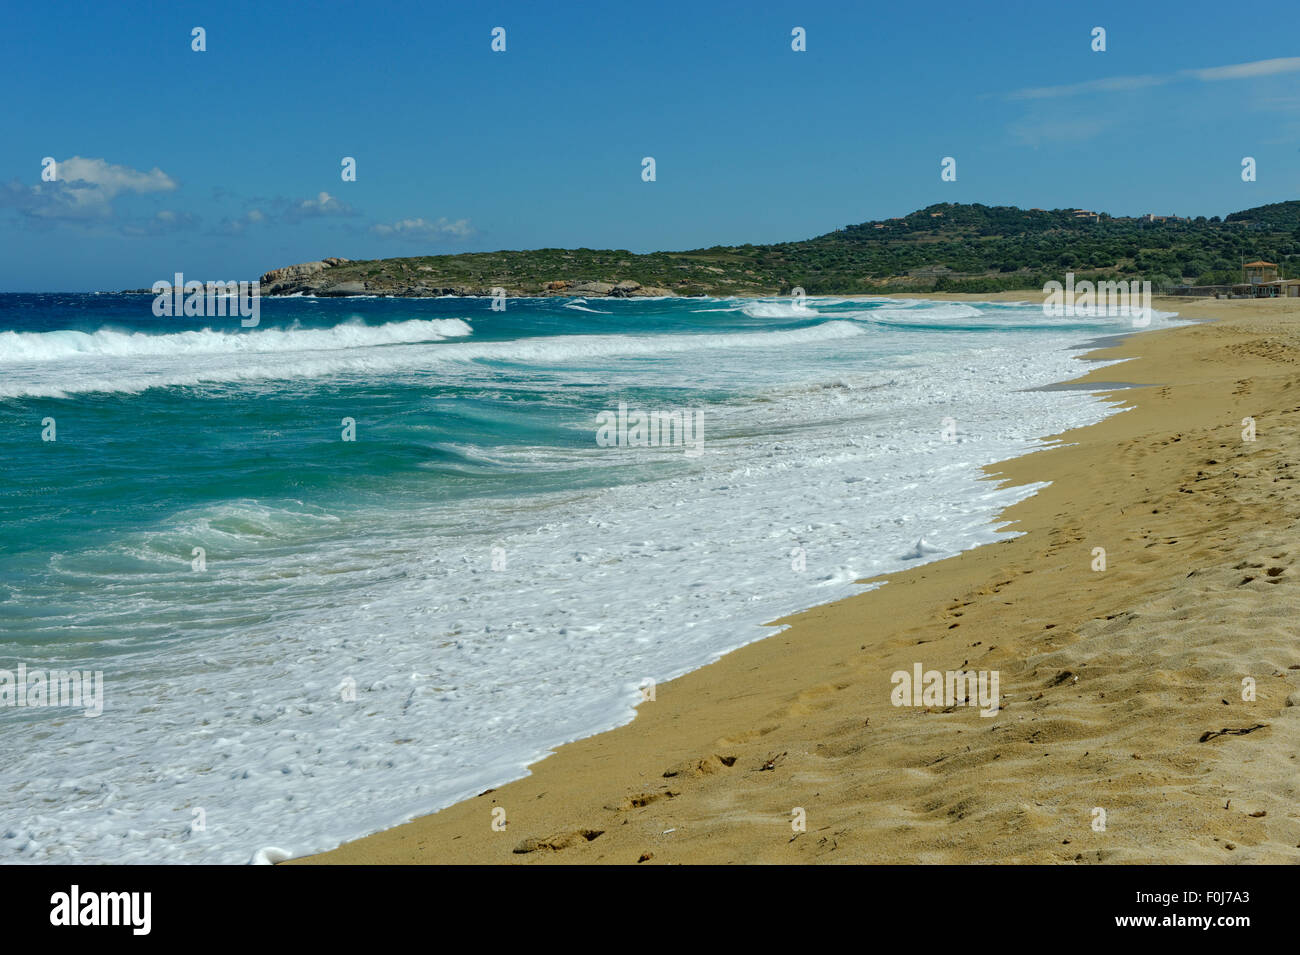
[4,0,1300,290]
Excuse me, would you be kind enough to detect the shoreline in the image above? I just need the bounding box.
[298,294,1300,864]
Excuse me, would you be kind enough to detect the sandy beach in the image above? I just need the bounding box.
[298,294,1300,865]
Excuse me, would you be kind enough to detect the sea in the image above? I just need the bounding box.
[0,292,1179,863]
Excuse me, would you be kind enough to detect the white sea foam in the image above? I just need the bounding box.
[740,301,819,318]
[0,318,473,364]
[0,321,869,398]
[0,299,1188,864]
[562,299,612,313]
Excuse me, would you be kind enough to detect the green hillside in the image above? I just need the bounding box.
[261,201,1300,297]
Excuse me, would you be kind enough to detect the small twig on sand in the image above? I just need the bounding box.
[1199,724,1267,743]
[759,751,787,772]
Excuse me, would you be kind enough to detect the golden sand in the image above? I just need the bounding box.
[298,295,1300,864]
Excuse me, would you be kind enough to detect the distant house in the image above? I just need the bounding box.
[1243,260,1279,284]
[1072,209,1099,222]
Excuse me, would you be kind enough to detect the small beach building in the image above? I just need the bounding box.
[1255,278,1300,297]
[1243,261,1279,285]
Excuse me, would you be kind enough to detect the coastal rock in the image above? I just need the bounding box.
[259,258,350,295]
[316,281,369,296]
[260,261,326,284]
[265,262,323,280]
[569,281,615,296]
[257,257,686,298]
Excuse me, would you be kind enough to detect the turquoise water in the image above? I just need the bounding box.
[0,292,1173,862]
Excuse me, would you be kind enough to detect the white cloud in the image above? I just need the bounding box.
[56,157,176,201]
[282,191,354,223]
[0,156,177,222]
[370,216,473,239]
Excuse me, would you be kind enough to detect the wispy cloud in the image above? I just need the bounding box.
[1005,55,1300,100]
[214,193,355,234]
[213,208,265,235]
[1008,74,1170,101]
[1010,115,1115,146]
[1190,56,1300,81]
[280,191,354,224]
[370,216,473,239]
[120,209,201,236]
